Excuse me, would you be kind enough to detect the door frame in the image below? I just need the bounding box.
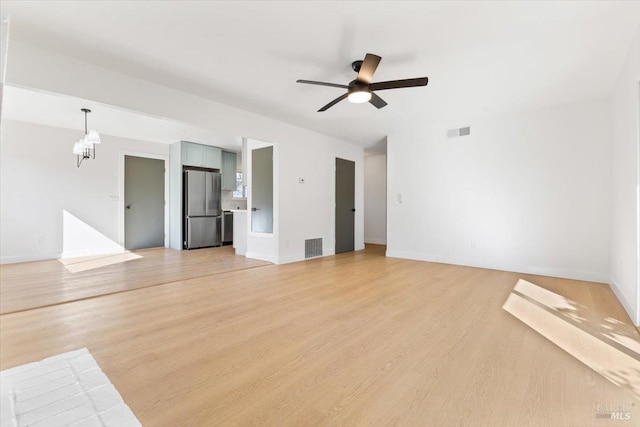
[248,140,278,239]
[118,150,170,248]
[244,139,279,264]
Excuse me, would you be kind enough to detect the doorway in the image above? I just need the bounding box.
[251,145,274,234]
[124,155,165,250]
[335,157,355,253]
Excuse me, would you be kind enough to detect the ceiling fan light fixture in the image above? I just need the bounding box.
[348,89,372,104]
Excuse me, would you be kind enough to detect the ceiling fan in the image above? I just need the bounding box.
[296,53,429,112]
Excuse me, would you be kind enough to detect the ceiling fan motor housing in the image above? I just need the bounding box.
[348,79,371,96]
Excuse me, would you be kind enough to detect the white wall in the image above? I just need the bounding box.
[0,119,169,263]
[387,99,611,283]
[610,27,640,325]
[4,42,364,264]
[277,137,364,264]
[364,154,387,245]
[221,191,246,211]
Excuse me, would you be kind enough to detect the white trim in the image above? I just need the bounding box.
[385,250,609,284]
[277,254,305,264]
[245,139,279,261]
[118,150,170,248]
[610,279,639,326]
[247,142,278,238]
[59,247,126,259]
[1,253,62,264]
[245,251,277,264]
[277,250,336,265]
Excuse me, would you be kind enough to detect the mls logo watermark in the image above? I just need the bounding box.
[595,403,633,420]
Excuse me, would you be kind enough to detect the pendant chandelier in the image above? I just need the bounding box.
[72,108,101,167]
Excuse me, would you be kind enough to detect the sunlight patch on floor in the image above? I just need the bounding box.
[58,252,142,273]
[503,279,640,401]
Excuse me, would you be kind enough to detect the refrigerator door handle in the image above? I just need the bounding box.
[205,172,222,217]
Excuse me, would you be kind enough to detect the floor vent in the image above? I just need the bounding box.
[305,238,323,258]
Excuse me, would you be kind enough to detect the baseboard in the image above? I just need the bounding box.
[277,250,336,265]
[609,279,639,326]
[0,252,61,264]
[384,249,609,284]
[364,238,387,245]
[245,252,277,264]
[60,248,126,259]
[1,247,132,265]
[277,254,305,264]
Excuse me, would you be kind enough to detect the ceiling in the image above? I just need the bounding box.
[3,86,243,151]
[1,1,639,150]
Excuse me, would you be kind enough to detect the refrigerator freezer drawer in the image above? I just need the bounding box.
[187,216,221,249]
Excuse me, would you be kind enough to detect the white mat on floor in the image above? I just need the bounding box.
[0,348,141,427]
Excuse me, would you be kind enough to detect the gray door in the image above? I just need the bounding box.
[335,158,355,253]
[125,155,165,250]
[251,145,273,233]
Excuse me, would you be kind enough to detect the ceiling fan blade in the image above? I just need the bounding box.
[357,53,382,84]
[318,93,348,112]
[297,79,349,89]
[369,93,388,109]
[369,77,429,91]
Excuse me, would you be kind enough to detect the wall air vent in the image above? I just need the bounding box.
[305,238,323,258]
[447,126,471,138]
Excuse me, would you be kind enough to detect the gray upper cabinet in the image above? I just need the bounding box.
[221,151,237,191]
[203,146,222,169]
[183,142,203,167]
[181,141,221,169]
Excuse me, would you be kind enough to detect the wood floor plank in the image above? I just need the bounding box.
[1,245,637,426]
[0,246,270,313]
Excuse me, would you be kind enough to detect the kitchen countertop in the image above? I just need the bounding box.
[230,209,247,213]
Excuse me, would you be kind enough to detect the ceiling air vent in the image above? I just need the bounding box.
[447,126,471,138]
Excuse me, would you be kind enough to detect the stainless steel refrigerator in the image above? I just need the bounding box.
[184,169,221,249]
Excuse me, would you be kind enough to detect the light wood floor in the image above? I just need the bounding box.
[0,246,269,314]
[1,245,638,426]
